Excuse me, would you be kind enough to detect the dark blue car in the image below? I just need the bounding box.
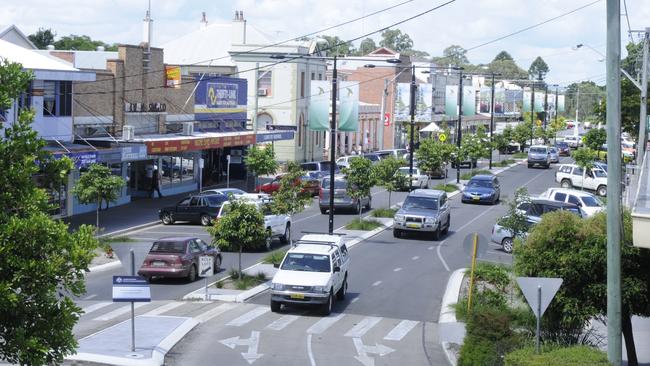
[462,175,501,205]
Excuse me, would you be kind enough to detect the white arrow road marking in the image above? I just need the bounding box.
[194,303,238,323]
[219,331,263,365]
[352,338,395,366]
[143,301,184,316]
[393,267,402,272]
[372,281,382,287]
[344,317,382,337]
[383,320,419,341]
[412,256,420,260]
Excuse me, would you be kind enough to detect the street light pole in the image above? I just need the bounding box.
[489,73,495,170]
[456,70,463,184]
[555,86,559,144]
[328,56,338,235]
[409,64,416,191]
[530,80,535,147]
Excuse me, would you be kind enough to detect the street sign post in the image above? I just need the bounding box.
[199,256,214,300]
[516,277,563,354]
[439,133,447,142]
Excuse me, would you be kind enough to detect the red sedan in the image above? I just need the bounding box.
[138,237,222,282]
[255,174,320,196]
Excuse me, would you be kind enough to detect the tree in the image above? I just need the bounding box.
[486,58,528,81]
[512,121,533,151]
[72,164,126,231]
[28,28,56,49]
[269,162,311,217]
[343,157,375,218]
[245,145,278,191]
[461,130,490,174]
[496,187,530,248]
[53,34,117,51]
[528,56,549,80]
[0,60,97,365]
[433,45,470,67]
[571,147,597,191]
[208,198,266,275]
[321,35,353,56]
[417,137,456,179]
[514,210,650,363]
[493,51,514,62]
[373,156,406,208]
[564,81,605,123]
[583,128,606,151]
[493,133,509,160]
[549,116,567,143]
[357,38,377,56]
[379,28,413,53]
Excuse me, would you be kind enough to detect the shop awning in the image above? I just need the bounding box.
[420,122,441,132]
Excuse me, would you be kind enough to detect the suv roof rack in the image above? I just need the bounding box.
[291,240,338,249]
[300,231,346,236]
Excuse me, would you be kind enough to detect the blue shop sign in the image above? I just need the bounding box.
[53,151,98,169]
[257,131,295,143]
[121,145,148,162]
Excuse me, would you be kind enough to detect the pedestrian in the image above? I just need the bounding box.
[150,169,163,198]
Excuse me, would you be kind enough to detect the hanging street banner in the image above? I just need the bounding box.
[195,76,248,122]
[523,89,531,113]
[534,92,544,112]
[504,89,523,116]
[338,81,359,132]
[165,66,181,88]
[462,85,476,116]
[557,95,566,112]
[415,84,433,122]
[445,85,459,118]
[308,80,330,131]
[394,83,411,122]
[479,87,491,113]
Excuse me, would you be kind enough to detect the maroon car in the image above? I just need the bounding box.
[138,237,222,282]
[255,174,320,196]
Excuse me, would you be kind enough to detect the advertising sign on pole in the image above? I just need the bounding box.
[339,81,360,132]
[308,80,330,131]
[112,276,151,302]
[165,66,181,88]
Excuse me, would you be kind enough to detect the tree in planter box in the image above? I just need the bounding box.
[269,162,311,231]
[245,145,278,191]
[373,156,406,207]
[72,163,126,232]
[342,157,376,218]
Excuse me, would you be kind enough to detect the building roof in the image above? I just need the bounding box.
[0,24,37,49]
[35,49,118,70]
[161,22,278,67]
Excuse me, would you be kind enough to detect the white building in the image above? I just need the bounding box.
[162,11,327,163]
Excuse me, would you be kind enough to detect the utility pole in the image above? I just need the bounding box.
[544,84,549,131]
[328,56,338,235]
[489,73,496,170]
[530,81,535,147]
[379,79,388,151]
[409,64,417,191]
[575,86,580,135]
[605,0,622,364]
[253,62,259,144]
[555,86,559,144]
[637,28,649,166]
[456,71,463,183]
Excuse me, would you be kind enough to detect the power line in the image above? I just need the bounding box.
[622,0,634,43]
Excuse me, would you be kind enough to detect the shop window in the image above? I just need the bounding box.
[43,80,72,117]
[258,70,272,97]
[160,155,195,187]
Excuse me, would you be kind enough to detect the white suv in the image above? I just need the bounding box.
[217,197,291,250]
[539,188,605,216]
[555,164,608,196]
[270,234,350,315]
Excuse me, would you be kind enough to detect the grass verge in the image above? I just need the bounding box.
[263,249,287,266]
[371,208,397,218]
[215,269,268,290]
[460,169,493,180]
[494,159,516,167]
[345,218,382,231]
[512,152,527,159]
[433,183,458,192]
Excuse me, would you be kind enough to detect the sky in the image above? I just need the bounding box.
[2,0,649,87]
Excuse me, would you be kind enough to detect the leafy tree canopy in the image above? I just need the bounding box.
[372,156,406,207]
[342,157,375,217]
[356,38,377,56]
[583,128,606,151]
[321,35,354,56]
[53,34,118,51]
[493,51,514,62]
[245,145,278,188]
[379,28,414,53]
[528,56,549,80]
[433,45,470,68]
[269,162,311,216]
[27,28,56,49]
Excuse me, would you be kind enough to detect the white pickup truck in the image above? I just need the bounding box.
[555,164,608,197]
[270,234,350,315]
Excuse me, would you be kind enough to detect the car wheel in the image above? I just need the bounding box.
[320,207,327,214]
[443,215,451,234]
[161,212,174,225]
[433,226,441,240]
[561,179,572,188]
[336,276,347,300]
[270,300,281,313]
[265,229,273,251]
[597,185,607,197]
[355,201,362,214]
[213,255,222,273]
[527,163,532,168]
[496,193,500,203]
[365,197,372,210]
[321,291,334,316]
[280,223,291,244]
[393,228,401,238]
[200,214,212,226]
[187,264,197,282]
[502,237,514,254]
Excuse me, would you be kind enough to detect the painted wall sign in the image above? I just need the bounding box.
[195,76,248,121]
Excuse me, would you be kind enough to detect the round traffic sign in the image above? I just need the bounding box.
[439,133,447,142]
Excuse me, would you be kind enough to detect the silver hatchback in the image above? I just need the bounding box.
[319,176,371,214]
[393,189,451,240]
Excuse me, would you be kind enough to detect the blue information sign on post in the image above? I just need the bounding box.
[112,276,151,302]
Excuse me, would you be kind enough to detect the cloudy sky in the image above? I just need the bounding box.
[3,0,648,86]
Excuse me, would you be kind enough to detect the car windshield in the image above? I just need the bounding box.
[281,253,331,272]
[150,241,186,253]
[205,195,228,207]
[321,179,347,189]
[467,180,493,188]
[403,196,438,210]
[530,147,547,154]
[594,170,607,178]
[319,162,333,171]
[363,154,379,161]
[301,163,318,171]
[220,188,245,195]
[556,142,568,148]
[582,196,602,207]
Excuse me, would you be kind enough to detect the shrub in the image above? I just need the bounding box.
[433,183,458,192]
[371,208,397,218]
[263,249,287,265]
[458,339,499,366]
[459,307,522,366]
[504,345,611,366]
[345,218,382,231]
[473,262,510,292]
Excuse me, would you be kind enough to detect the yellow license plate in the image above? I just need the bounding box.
[472,196,480,201]
[406,223,421,229]
[290,293,305,299]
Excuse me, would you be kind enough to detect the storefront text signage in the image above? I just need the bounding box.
[124,102,167,113]
[146,134,256,154]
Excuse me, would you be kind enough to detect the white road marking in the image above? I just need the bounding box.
[194,303,238,323]
[129,237,161,241]
[393,268,402,272]
[83,294,97,300]
[428,246,435,250]
[144,231,211,236]
[93,303,148,321]
[293,212,323,224]
[226,306,269,327]
[307,334,317,366]
[351,297,360,304]
[81,302,111,316]
[383,320,419,341]
[307,313,345,334]
[142,301,184,316]
[412,256,419,260]
[344,316,382,337]
[372,281,382,287]
[266,314,300,331]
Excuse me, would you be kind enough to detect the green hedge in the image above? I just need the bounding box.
[458,307,522,366]
[505,346,610,366]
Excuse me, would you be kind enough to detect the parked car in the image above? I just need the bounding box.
[336,155,363,169]
[362,153,381,164]
[255,173,319,196]
[548,147,560,163]
[319,176,371,214]
[450,153,478,169]
[393,189,451,240]
[138,237,222,282]
[461,175,500,205]
[539,188,605,216]
[376,149,408,159]
[301,161,338,179]
[498,142,521,154]
[396,167,429,189]
[159,194,229,226]
[597,144,634,163]
[200,188,247,197]
[218,197,292,250]
[555,142,570,156]
[516,198,586,219]
[555,164,608,196]
[563,135,581,148]
[270,234,350,315]
[491,217,537,254]
[527,145,551,168]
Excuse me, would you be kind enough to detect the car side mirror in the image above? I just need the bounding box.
[273,262,280,268]
[333,266,341,273]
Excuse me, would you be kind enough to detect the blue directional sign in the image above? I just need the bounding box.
[112,276,151,302]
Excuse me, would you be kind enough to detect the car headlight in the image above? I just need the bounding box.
[271,283,284,291]
[425,216,437,224]
[394,214,405,222]
[312,286,328,293]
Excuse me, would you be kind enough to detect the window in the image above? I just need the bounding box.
[573,167,584,176]
[189,241,201,253]
[301,72,305,97]
[567,195,580,206]
[43,81,72,117]
[258,70,272,96]
[311,72,315,80]
[318,73,322,80]
[554,193,567,202]
[178,198,191,206]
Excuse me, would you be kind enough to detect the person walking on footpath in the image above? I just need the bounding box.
[151,169,163,198]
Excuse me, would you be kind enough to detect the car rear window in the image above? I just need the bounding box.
[530,147,547,154]
[301,163,318,171]
[205,195,228,207]
[582,196,602,207]
[467,179,493,188]
[150,241,186,253]
[319,162,333,171]
[321,178,347,189]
